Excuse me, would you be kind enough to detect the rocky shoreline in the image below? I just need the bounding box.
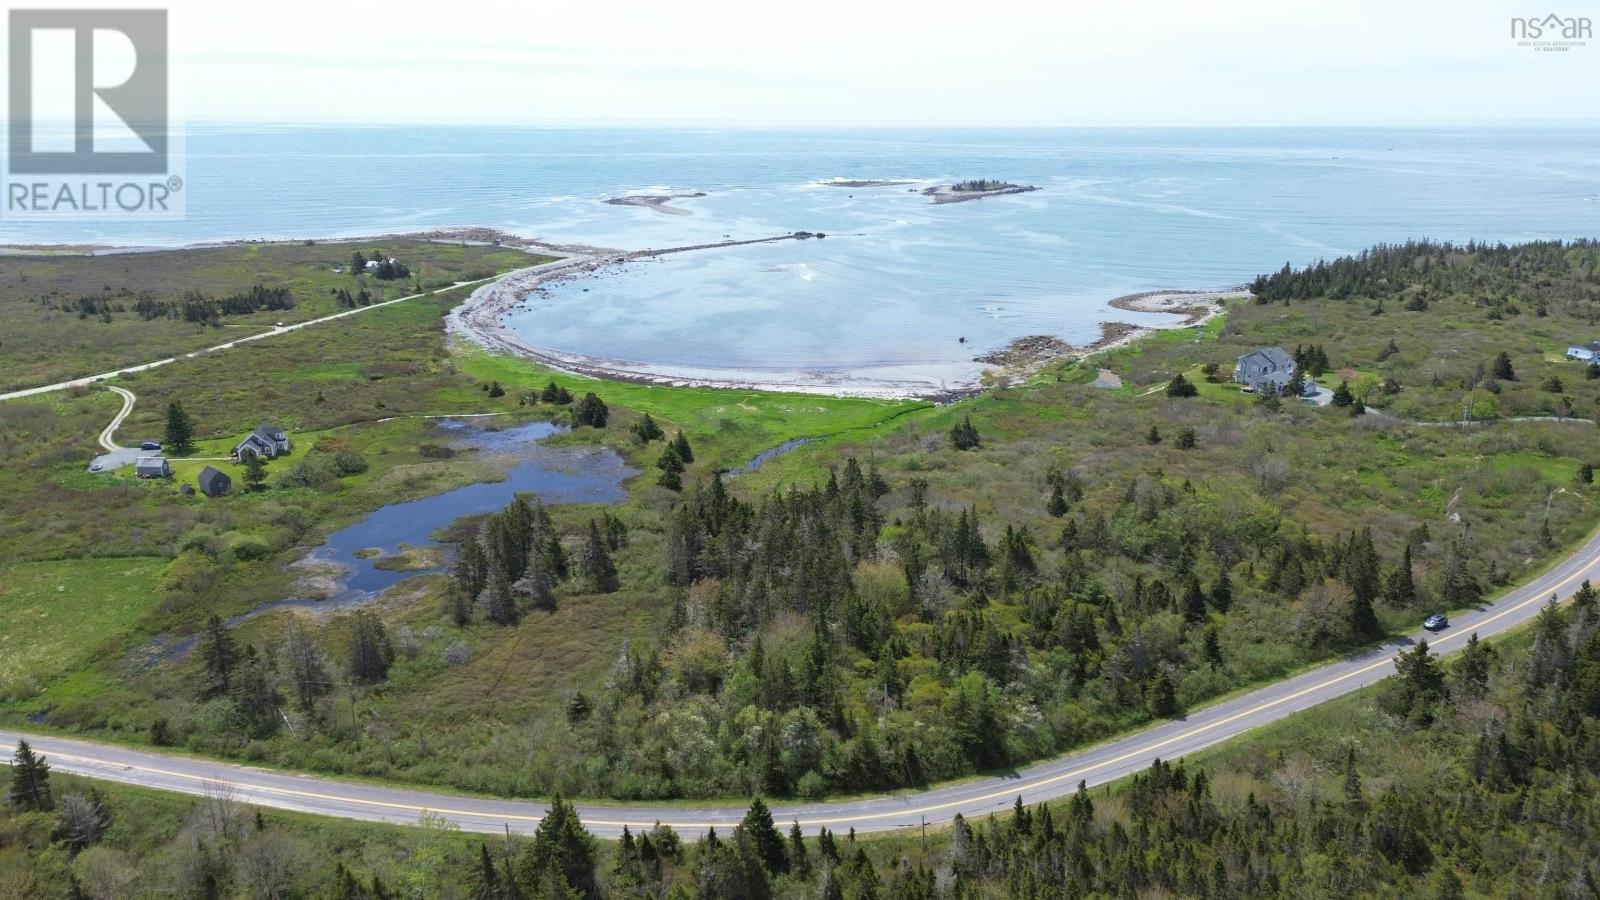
[922,183,1040,204]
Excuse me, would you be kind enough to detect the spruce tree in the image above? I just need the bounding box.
[197,614,239,699]
[788,822,811,879]
[656,445,685,491]
[1165,373,1198,398]
[515,793,598,898]
[573,393,609,428]
[1491,351,1516,381]
[1202,626,1224,669]
[630,413,665,443]
[1331,380,1354,407]
[580,520,619,593]
[741,798,788,874]
[347,610,395,683]
[1046,480,1068,517]
[164,400,195,454]
[1210,573,1233,614]
[1386,544,1418,606]
[949,415,980,450]
[672,431,694,463]
[8,740,52,812]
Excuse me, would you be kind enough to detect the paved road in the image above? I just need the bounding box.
[0,275,505,404]
[6,524,1599,840]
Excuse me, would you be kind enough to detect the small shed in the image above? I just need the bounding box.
[135,457,171,479]
[198,465,232,498]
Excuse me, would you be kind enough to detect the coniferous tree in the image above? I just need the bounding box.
[278,620,331,714]
[1456,632,1494,699]
[164,400,195,454]
[1176,426,1197,450]
[197,614,239,699]
[1439,540,1480,605]
[538,381,571,404]
[347,610,395,684]
[630,413,665,443]
[1046,480,1068,517]
[1386,544,1418,606]
[1491,351,1516,381]
[1331,380,1355,407]
[671,431,694,464]
[1210,572,1233,614]
[740,798,788,874]
[8,740,52,812]
[1202,626,1224,669]
[515,794,598,899]
[1165,373,1198,398]
[513,556,558,612]
[579,520,620,593]
[573,393,609,428]
[656,445,685,491]
[949,416,981,450]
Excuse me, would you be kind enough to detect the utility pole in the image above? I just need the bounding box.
[347,681,359,735]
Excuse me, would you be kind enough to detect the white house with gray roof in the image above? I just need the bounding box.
[232,423,291,461]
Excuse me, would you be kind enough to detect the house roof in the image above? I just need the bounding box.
[251,424,285,441]
[198,465,230,491]
[1239,346,1295,368]
[135,456,167,469]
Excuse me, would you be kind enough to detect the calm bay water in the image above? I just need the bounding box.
[9,126,1598,388]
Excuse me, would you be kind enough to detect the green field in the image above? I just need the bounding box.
[0,240,537,392]
[0,557,166,691]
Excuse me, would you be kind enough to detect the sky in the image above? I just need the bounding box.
[6,0,1600,126]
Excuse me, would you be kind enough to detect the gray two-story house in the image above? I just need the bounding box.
[1233,346,1300,394]
[232,423,292,461]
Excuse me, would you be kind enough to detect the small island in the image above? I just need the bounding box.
[603,192,707,215]
[923,179,1040,204]
[817,178,917,188]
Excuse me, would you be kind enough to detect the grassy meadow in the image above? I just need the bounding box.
[1,240,1598,811]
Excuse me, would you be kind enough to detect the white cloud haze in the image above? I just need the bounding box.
[6,0,1598,125]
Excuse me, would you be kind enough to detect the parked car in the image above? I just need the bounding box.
[89,462,104,472]
[1423,613,1449,632]
[139,441,161,450]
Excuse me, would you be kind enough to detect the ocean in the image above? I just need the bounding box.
[7,125,1598,391]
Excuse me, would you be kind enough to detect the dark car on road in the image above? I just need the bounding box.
[1423,613,1449,632]
[140,441,161,450]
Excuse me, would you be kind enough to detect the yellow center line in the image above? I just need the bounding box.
[24,547,1596,831]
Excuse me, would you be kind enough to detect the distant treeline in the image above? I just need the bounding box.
[1251,238,1600,307]
[59,285,297,325]
[950,179,1015,192]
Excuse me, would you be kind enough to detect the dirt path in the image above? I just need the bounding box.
[98,385,136,451]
